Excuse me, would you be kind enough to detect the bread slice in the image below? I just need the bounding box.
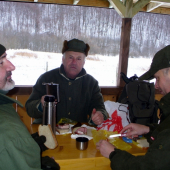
[38,125,58,149]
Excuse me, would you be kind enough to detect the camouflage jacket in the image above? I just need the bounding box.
[109,92,170,170]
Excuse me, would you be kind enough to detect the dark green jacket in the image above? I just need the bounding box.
[25,64,107,124]
[109,92,170,170]
[0,92,41,170]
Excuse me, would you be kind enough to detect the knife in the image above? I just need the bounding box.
[108,133,126,139]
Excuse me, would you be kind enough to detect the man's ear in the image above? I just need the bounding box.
[62,40,68,54]
[83,56,85,65]
[85,44,90,56]
[62,55,64,63]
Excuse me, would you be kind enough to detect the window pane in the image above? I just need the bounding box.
[1,1,122,86]
[128,12,170,84]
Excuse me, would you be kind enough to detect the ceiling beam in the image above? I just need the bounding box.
[124,0,133,18]
[108,0,126,18]
[108,0,151,18]
[151,6,170,14]
[73,0,79,5]
[132,0,151,17]
[3,0,170,16]
[146,2,164,12]
[108,0,114,8]
[151,0,170,3]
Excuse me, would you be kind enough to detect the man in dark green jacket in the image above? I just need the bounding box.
[96,45,170,170]
[0,44,60,170]
[0,44,42,169]
[25,39,108,125]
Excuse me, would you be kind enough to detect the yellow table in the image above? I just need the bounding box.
[31,124,147,170]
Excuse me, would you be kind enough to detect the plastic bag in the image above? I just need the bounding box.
[97,101,130,133]
[92,129,132,151]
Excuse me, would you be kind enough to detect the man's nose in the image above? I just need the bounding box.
[72,58,77,64]
[7,60,15,71]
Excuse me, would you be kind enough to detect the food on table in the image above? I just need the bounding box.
[71,122,82,131]
[56,123,70,134]
[73,127,87,135]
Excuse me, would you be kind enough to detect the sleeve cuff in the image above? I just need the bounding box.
[37,102,43,113]
[88,118,97,126]
[109,149,117,160]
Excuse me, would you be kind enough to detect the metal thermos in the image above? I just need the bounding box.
[42,82,60,102]
[42,95,56,134]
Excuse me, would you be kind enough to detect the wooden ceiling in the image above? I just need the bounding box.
[5,0,170,17]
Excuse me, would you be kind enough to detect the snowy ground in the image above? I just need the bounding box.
[6,49,153,86]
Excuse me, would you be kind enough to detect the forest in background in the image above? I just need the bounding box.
[0,1,170,58]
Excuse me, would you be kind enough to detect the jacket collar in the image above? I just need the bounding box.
[0,91,23,107]
[59,64,86,80]
[159,92,170,121]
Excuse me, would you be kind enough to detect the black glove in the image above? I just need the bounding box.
[41,156,60,170]
[31,132,48,153]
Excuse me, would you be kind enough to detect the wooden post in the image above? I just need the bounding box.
[117,18,132,87]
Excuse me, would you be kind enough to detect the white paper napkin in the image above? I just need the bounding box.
[71,134,93,140]
[71,124,96,140]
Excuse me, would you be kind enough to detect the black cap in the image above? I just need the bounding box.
[139,45,170,80]
[61,38,90,56]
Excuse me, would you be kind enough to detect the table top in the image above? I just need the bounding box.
[31,124,103,160]
[31,124,147,159]
[31,124,147,170]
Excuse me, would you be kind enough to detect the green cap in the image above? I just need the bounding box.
[0,44,6,57]
[139,45,170,80]
[62,38,90,56]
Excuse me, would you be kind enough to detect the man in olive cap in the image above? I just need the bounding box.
[96,45,170,170]
[26,38,108,125]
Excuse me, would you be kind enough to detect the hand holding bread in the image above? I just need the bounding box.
[38,124,58,149]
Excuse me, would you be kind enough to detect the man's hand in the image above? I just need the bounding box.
[41,95,57,107]
[91,108,104,125]
[74,127,87,135]
[41,95,46,106]
[96,140,115,158]
[120,123,150,138]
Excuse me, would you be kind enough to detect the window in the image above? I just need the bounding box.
[1,1,169,86]
[128,12,170,84]
[1,1,121,86]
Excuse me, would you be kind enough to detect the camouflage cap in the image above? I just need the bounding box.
[62,38,90,56]
[139,45,170,80]
[0,44,6,57]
